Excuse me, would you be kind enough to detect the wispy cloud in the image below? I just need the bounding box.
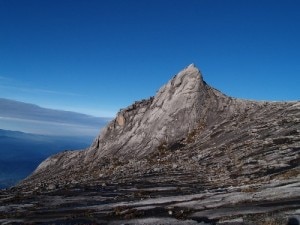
[0,116,96,128]
[29,87,83,96]
[0,78,83,97]
[0,116,101,136]
[0,75,14,82]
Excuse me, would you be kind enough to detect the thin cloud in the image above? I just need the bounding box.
[0,74,83,97]
[0,116,97,128]
[0,84,83,97]
[30,87,83,97]
[0,116,101,136]
[0,75,14,82]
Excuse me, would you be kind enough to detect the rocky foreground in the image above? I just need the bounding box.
[0,64,299,224]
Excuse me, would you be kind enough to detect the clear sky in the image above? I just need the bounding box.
[0,0,299,117]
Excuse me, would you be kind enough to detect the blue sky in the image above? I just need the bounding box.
[0,0,299,117]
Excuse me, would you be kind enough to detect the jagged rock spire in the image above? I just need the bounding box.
[85,64,216,160]
[31,64,230,173]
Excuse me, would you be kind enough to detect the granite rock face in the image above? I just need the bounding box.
[23,64,299,188]
[2,64,299,224]
[26,64,227,177]
[86,63,223,160]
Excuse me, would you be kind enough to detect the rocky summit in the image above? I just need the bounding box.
[1,64,299,225]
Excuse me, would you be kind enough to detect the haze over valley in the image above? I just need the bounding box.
[0,98,111,136]
[0,98,110,188]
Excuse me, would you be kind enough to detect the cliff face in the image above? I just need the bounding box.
[20,64,299,191]
[86,64,224,160]
[28,64,217,175]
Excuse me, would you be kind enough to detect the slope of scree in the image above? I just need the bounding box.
[19,64,299,191]
[2,64,300,224]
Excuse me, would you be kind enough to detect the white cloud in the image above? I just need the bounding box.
[0,116,93,128]
[30,87,83,96]
[0,116,101,136]
[0,83,83,97]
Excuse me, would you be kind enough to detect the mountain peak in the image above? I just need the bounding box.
[184,63,200,74]
[28,64,229,175]
[84,64,213,160]
[28,64,299,179]
[158,64,204,97]
[182,63,201,74]
[30,65,222,168]
[172,63,203,87]
[186,63,198,70]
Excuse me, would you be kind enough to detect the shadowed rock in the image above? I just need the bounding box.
[288,217,300,225]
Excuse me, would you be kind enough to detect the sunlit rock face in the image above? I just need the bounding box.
[86,63,216,160]
[21,64,299,193]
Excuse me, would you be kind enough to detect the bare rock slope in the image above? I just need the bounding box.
[2,64,299,224]
[22,64,299,189]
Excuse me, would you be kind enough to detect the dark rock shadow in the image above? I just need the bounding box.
[288,217,299,225]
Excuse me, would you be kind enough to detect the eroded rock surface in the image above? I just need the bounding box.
[0,64,299,224]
